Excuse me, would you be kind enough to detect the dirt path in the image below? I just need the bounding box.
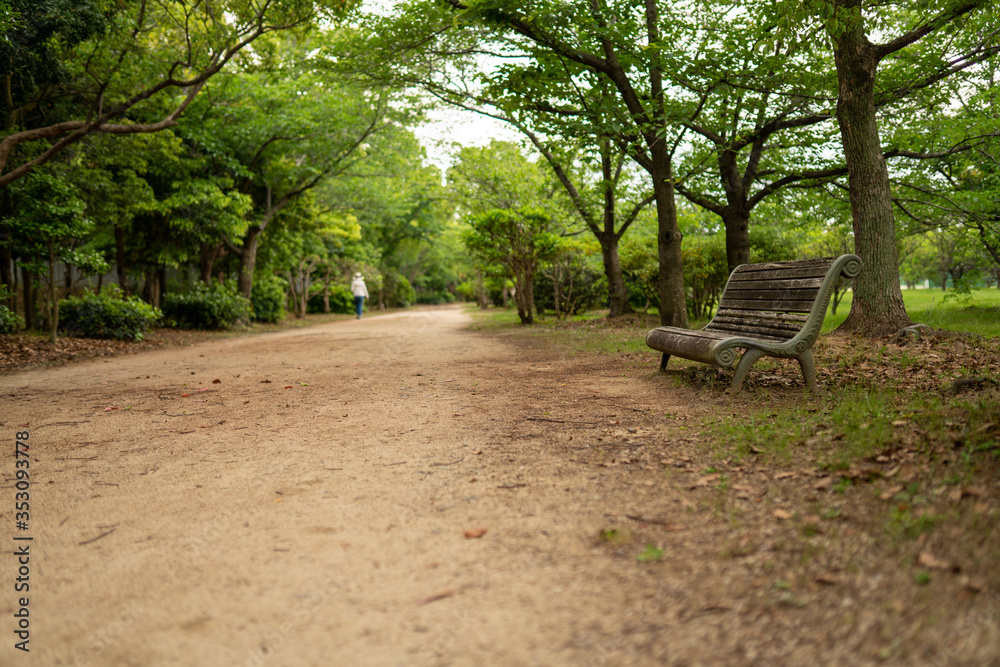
[1,305,996,666]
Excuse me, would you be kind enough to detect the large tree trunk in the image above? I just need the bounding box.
[142,270,162,309]
[114,225,128,295]
[48,241,58,344]
[237,226,263,299]
[21,265,34,329]
[718,150,752,273]
[649,154,688,328]
[597,144,633,318]
[832,3,912,337]
[599,234,631,318]
[199,242,223,284]
[721,206,751,273]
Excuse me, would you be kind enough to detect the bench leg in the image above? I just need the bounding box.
[659,353,670,372]
[797,350,818,392]
[730,349,765,394]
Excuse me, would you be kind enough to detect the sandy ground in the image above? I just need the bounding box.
[1,305,998,666]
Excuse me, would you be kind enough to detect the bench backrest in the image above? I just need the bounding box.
[705,256,859,343]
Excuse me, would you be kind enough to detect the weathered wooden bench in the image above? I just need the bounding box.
[645,254,862,393]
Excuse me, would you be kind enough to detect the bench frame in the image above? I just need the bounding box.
[645,254,862,393]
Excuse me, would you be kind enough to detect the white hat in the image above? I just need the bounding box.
[353,272,363,279]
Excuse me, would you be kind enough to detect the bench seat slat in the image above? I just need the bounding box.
[718,297,819,311]
[729,266,834,281]
[714,308,809,323]
[726,277,826,290]
[724,287,821,301]
[732,258,837,272]
[705,324,796,340]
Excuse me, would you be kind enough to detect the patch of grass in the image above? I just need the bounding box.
[636,544,665,562]
[599,528,629,545]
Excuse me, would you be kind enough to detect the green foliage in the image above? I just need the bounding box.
[682,234,728,320]
[322,284,356,315]
[382,271,415,308]
[0,286,23,334]
[534,262,606,316]
[250,274,288,323]
[162,282,252,330]
[59,287,160,341]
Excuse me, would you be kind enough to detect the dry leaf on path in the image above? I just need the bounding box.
[880,485,904,501]
[773,509,793,520]
[464,528,487,539]
[693,473,720,488]
[917,551,957,571]
[417,590,455,606]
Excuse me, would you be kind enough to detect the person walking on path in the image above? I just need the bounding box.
[351,272,369,319]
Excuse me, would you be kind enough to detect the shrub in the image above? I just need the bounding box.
[0,303,23,334]
[162,281,252,330]
[307,284,355,315]
[251,274,287,323]
[383,272,415,308]
[0,285,23,334]
[59,287,161,341]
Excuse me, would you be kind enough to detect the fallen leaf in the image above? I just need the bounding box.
[417,590,455,606]
[775,471,796,480]
[773,509,793,520]
[104,406,118,412]
[880,485,904,501]
[917,551,956,571]
[197,387,211,393]
[180,393,190,398]
[284,385,293,389]
[464,528,487,539]
[815,573,839,585]
[693,473,721,488]
[814,477,833,491]
[212,379,222,384]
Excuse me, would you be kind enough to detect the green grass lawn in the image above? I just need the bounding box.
[822,288,1000,336]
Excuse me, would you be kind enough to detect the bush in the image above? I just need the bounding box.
[383,272,415,308]
[162,282,252,330]
[59,287,161,341]
[251,274,287,323]
[0,285,22,334]
[0,303,24,334]
[307,284,355,315]
[534,265,607,316]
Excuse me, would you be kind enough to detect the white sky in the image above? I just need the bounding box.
[413,105,522,173]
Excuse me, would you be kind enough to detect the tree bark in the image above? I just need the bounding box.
[718,150,752,273]
[114,226,128,295]
[237,226,263,299]
[599,235,631,317]
[831,9,912,336]
[199,242,223,284]
[142,270,162,309]
[21,265,34,329]
[650,155,688,328]
[48,241,57,344]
